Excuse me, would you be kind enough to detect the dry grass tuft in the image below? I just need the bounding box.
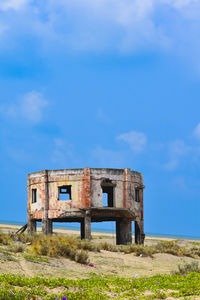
[0,230,12,245]
[29,235,89,264]
[177,260,200,274]
[122,244,154,257]
[10,244,25,253]
[98,242,119,252]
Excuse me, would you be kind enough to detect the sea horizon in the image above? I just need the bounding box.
[0,219,199,241]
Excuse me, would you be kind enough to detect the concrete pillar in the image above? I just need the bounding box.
[81,215,91,240]
[134,186,145,245]
[42,170,51,235]
[135,221,145,245]
[42,219,53,235]
[27,217,37,233]
[116,218,132,245]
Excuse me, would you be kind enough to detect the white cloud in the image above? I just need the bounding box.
[92,146,124,167]
[20,91,47,123]
[164,0,199,12]
[165,139,190,170]
[0,90,48,123]
[117,130,147,152]
[0,0,198,54]
[0,0,199,72]
[193,123,200,140]
[0,0,29,11]
[51,138,76,166]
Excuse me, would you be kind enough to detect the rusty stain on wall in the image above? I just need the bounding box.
[27,167,145,245]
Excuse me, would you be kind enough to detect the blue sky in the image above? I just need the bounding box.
[0,0,200,237]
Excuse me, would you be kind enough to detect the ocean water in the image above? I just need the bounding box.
[1,219,200,241]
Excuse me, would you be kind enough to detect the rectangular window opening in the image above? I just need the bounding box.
[59,185,72,201]
[135,189,140,202]
[32,189,37,203]
[102,186,114,207]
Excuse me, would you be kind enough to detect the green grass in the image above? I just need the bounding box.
[0,248,18,262]
[0,272,200,299]
[190,241,200,246]
[92,235,113,239]
[22,254,49,263]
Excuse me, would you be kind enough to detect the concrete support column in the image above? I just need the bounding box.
[116,218,132,245]
[42,170,51,235]
[135,184,145,245]
[135,221,145,245]
[27,216,37,233]
[42,219,52,235]
[81,215,91,240]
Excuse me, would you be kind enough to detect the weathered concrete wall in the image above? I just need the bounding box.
[28,168,144,219]
[90,168,124,208]
[27,167,145,244]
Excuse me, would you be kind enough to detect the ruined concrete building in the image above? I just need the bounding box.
[27,168,145,245]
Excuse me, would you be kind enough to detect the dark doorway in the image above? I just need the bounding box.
[101,179,115,207]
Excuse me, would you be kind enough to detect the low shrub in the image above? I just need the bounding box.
[155,241,182,256]
[77,239,101,252]
[10,244,25,253]
[122,244,154,257]
[178,260,200,274]
[98,242,119,252]
[15,233,37,244]
[4,230,200,262]
[29,235,89,264]
[75,249,89,264]
[0,230,11,245]
[154,241,200,258]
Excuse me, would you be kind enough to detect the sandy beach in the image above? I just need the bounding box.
[0,222,199,283]
[0,223,177,241]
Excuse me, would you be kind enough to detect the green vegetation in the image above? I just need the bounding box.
[0,230,200,298]
[22,254,49,263]
[0,247,18,262]
[0,272,200,299]
[92,235,113,239]
[0,230,12,245]
[29,235,90,264]
[178,260,200,274]
[3,229,200,262]
[190,241,200,246]
[99,240,200,259]
[10,245,25,253]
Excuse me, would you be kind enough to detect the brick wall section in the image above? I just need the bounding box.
[27,167,145,244]
[81,167,91,207]
[41,171,46,219]
[123,168,132,208]
[28,168,144,218]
